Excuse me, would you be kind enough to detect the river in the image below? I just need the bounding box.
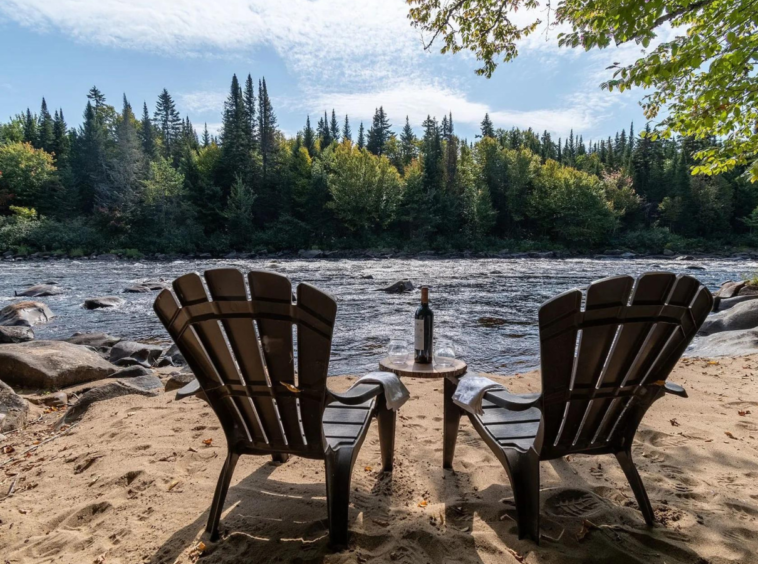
[0,257,753,375]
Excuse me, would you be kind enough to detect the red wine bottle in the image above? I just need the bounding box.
[414,286,433,364]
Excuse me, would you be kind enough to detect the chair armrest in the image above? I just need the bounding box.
[484,389,542,411]
[326,382,383,406]
[175,378,202,401]
[663,381,688,398]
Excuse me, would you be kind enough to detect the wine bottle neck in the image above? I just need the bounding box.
[421,286,429,304]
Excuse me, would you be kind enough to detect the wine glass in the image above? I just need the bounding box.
[435,339,456,367]
[388,339,408,367]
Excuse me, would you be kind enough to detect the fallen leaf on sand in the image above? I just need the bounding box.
[739,410,752,416]
[364,466,373,472]
[94,554,106,563]
[505,546,525,562]
[418,500,428,507]
[725,431,739,440]
[18,508,29,514]
[670,418,681,427]
[2,445,14,454]
[168,480,180,491]
[708,361,720,366]
[202,438,213,446]
[188,447,197,453]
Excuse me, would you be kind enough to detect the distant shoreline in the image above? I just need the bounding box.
[2,249,758,263]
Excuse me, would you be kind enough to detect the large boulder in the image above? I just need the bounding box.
[0,301,55,327]
[83,296,125,310]
[714,294,758,312]
[379,280,414,294]
[0,341,118,389]
[715,280,746,299]
[157,344,185,367]
[689,329,758,357]
[0,326,34,343]
[109,341,164,367]
[164,372,195,393]
[59,374,162,426]
[123,280,169,293]
[15,284,64,297]
[0,381,29,432]
[64,332,121,349]
[699,299,758,336]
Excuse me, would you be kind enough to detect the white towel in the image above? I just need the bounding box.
[352,372,410,411]
[452,374,505,416]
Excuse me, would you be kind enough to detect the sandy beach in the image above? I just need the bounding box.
[2,355,758,564]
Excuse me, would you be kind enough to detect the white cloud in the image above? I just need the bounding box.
[312,80,609,138]
[0,0,420,89]
[178,90,227,114]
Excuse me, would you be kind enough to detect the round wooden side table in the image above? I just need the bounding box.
[378,356,467,379]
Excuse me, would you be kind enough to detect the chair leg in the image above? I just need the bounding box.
[271,453,290,463]
[206,450,240,541]
[325,447,355,547]
[443,377,462,469]
[615,448,655,526]
[376,399,396,472]
[504,449,541,543]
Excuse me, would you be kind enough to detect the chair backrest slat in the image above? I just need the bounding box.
[536,272,712,459]
[247,271,304,448]
[204,269,286,448]
[154,269,337,457]
[171,273,266,445]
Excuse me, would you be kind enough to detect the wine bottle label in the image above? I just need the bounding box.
[414,319,425,350]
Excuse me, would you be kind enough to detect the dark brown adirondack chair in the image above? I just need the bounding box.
[153,269,396,546]
[443,272,713,543]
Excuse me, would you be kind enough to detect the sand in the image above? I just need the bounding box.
[2,356,758,564]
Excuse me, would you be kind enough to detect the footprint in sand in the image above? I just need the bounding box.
[543,489,608,518]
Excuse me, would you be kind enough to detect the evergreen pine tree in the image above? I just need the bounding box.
[107,94,145,214]
[400,116,417,166]
[23,109,37,146]
[357,122,365,149]
[329,109,340,143]
[220,74,252,189]
[366,106,391,155]
[202,123,211,147]
[244,74,257,148]
[87,86,106,109]
[140,102,157,159]
[38,98,54,152]
[52,109,69,164]
[480,113,494,138]
[74,101,110,213]
[257,78,277,179]
[319,111,333,146]
[303,116,316,156]
[342,114,352,142]
[154,89,182,158]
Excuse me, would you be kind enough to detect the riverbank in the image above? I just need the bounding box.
[2,356,757,564]
[3,247,758,262]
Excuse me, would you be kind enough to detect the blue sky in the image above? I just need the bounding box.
[0,0,660,144]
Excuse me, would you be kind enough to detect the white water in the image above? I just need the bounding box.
[0,257,753,375]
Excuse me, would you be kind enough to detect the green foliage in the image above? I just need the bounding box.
[527,160,617,246]
[0,142,56,209]
[328,143,403,234]
[224,175,256,249]
[407,0,758,181]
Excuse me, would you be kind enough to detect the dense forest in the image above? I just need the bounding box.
[0,73,756,257]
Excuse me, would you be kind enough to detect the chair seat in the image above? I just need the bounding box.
[322,398,376,449]
[472,398,541,451]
